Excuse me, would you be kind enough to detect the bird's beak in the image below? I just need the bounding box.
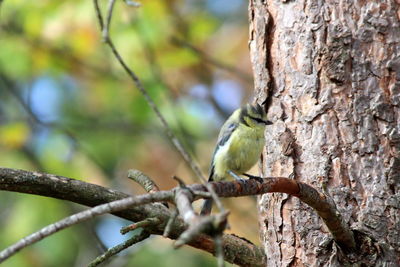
[263,120,273,125]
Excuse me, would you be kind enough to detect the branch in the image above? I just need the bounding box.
[0,185,172,263]
[88,230,150,267]
[127,169,161,193]
[0,168,265,266]
[194,177,356,251]
[1,168,355,253]
[173,182,227,250]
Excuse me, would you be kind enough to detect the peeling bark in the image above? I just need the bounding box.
[249,0,400,266]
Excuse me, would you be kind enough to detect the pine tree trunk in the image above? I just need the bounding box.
[249,0,400,265]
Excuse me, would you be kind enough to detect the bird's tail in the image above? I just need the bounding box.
[200,199,213,216]
[200,171,214,215]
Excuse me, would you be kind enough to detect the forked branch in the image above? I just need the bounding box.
[0,167,355,265]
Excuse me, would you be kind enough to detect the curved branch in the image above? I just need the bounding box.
[0,167,355,263]
[192,178,356,251]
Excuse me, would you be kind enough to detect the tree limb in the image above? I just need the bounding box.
[0,168,265,266]
[0,167,356,264]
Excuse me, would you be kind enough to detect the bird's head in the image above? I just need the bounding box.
[239,103,272,128]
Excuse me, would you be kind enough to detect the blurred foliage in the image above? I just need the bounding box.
[0,0,259,266]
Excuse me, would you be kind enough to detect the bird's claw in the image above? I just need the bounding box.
[243,173,264,183]
[228,170,245,181]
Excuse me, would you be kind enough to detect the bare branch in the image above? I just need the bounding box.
[102,0,116,41]
[163,209,178,238]
[1,167,265,266]
[93,0,104,30]
[214,234,225,267]
[0,187,171,263]
[0,167,356,264]
[193,177,356,251]
[173,185,228,248]
[127,169,161,193]
[120,218,160,235]
[88,230,150,267]
[174,212,229,249]
[0,169,224,263]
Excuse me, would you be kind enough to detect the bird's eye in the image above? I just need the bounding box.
[248,116,271,125]
[249,116,263,123]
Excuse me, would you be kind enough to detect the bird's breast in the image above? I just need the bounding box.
[213,127,265,180]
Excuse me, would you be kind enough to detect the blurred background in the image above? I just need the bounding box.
[0,0,260,266]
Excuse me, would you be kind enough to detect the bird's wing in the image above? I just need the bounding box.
[208,121,238,181]
[216,121,238,147]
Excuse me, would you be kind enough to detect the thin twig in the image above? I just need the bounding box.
[102,0,116,41]
[127,169,161,193]
[106,32,210,184]
[128,170,169,208]
[163,209,178,238]
[215,234,225,267]
[93,0,104,30]
[91,0,225,213]
[120,218,160,235]
[88,230,150,267]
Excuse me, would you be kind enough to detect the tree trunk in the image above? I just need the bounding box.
[249,0,400,266]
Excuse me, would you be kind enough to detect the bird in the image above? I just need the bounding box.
[200,103,272,215]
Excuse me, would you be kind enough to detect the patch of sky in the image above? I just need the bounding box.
[96,216,144,250]
[25,76,61,123]
[186,84,220,127]
[186,80,243,127]
[211,79,242,113]
[206,0,245,16]
[25,75,78,159]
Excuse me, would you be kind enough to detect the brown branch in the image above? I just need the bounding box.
[120,218,160,235]
[0,168,265,266]
[0,167,356,263]
[127,169,161,193]
[191,178,356,251]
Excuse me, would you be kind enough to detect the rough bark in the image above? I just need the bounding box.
[249,0,400,266]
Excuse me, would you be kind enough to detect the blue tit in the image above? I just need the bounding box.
[201,103,272,215]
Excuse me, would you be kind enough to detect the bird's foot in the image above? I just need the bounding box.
[228,170,246,182]
[243,173,264,183]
